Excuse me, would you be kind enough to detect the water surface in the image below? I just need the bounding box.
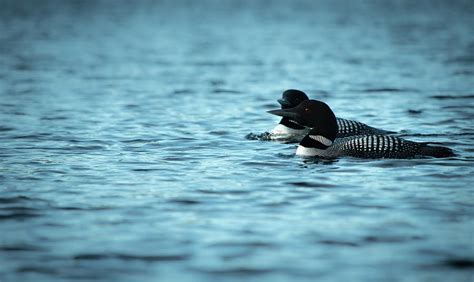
[1,1,473,281]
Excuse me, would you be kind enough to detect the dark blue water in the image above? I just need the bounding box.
[1,1,473,281]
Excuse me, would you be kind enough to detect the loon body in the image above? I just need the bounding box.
[296,134,451,158]
[268,100,454,159]
[269,90,393,141]
[334,118,391,137]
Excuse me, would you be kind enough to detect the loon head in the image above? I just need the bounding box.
[274,89,309,130]
[268,100,339,153]
[277,89,309,109]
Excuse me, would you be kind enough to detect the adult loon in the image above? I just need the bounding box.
[268,100,454,158]
[269,89,310,141]
[270,89,393,139]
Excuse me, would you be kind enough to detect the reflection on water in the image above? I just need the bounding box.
[1,0,474,281]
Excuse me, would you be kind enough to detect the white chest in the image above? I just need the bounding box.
[270,124,308,135]
[270,124,309,142]
[296,145,339,158]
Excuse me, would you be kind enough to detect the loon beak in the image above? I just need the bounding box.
[267,108,302,121]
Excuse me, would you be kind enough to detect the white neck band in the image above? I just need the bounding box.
[309,135,333,146]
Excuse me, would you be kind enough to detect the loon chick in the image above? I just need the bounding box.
[268,100,454,159]
[270,89,394,139]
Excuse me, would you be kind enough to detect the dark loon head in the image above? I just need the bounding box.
[278,89,309,109]
[268,99,339,148]
[276,89,309,130]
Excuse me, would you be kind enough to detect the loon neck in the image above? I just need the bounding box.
[296,132,335,157]
[299,128,335,149]
[299,134,333,150]
[279,117,306,130]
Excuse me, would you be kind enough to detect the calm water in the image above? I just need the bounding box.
[1,1,473,281]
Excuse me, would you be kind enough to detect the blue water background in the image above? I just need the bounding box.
[1,0,473,281]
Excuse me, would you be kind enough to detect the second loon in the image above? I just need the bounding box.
[270,89,393,141]
[268,100,454,158]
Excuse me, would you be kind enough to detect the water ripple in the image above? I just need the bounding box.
[0,1,473,282]
[74,253,191,262]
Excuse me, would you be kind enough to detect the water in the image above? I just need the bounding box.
[1,0,473,281]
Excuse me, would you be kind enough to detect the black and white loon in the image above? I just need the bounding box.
[268,100,455,158]
[270,89,393,140]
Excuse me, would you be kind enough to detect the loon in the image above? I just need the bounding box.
[270,89,310,141]
[270,89,394,140]
[268,100,454,158]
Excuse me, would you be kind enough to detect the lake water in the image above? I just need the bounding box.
[1,0,473,281]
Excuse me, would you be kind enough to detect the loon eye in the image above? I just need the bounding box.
[304,108,309,112]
